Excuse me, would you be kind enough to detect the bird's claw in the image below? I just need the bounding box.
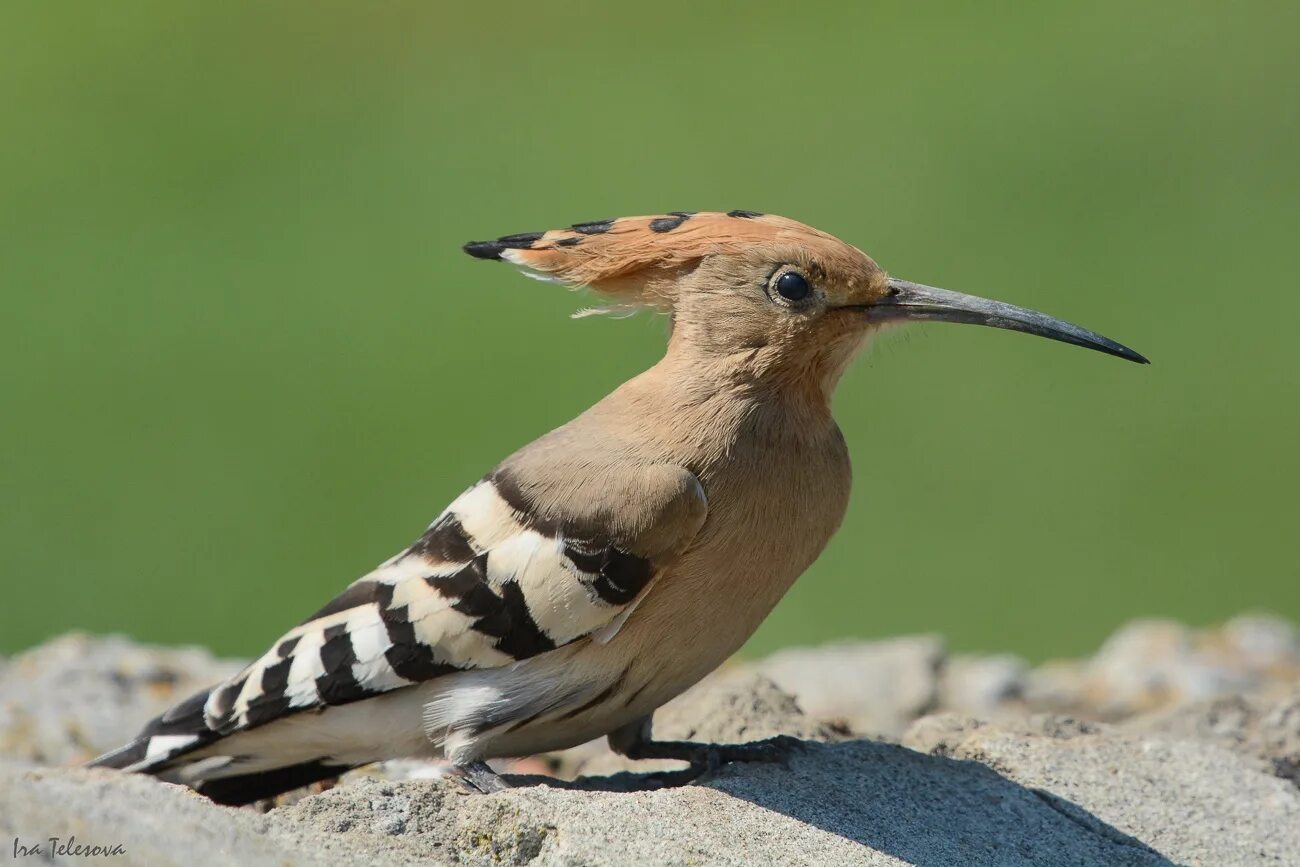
[452,760,511,794]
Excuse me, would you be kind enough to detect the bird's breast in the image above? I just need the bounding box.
[614,420,853,704]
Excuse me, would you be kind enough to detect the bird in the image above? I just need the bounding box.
[90,210,1147,804]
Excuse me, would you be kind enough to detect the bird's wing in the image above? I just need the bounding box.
[100,463,706,770]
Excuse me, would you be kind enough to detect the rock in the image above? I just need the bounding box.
[742,615,1300,740]
[901,713,1300,866]
[1022,657,1091,711]
[937,652,1031,715]
[555,669,845,779]
[5,700,1298,866]
[1027,615,1300,720]
[0,763,313,866]
[750,635,945,736]
[647,668,843,743]
[0,633,244,766]
[903,712,1107,757]
[2,619,1299,865]
[1124,687,1300,786]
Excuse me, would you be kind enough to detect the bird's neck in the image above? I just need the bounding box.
[652,336,842,425]
[581,342,843,481]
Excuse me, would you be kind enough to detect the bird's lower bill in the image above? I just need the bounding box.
[865,278,1148,364]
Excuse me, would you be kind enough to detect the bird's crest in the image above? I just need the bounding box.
[463,210,842,312]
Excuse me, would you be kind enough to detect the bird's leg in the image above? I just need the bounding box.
[452,760,510,794]
[607,716,802,782]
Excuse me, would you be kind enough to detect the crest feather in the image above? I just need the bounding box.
[463,210,836,310]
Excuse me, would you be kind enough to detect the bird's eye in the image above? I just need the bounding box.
[774,271,811,302]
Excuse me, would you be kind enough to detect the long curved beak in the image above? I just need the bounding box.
[870,278,1149,364]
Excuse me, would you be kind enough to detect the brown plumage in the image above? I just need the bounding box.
[92,210,1146,803]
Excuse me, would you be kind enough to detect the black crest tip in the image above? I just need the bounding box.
[463,240,504,261]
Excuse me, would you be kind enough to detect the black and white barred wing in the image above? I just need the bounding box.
[91,469,706,776]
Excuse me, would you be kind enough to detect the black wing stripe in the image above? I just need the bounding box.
[207,676,248,729]
[275,635,301,658]
[315,622,371,706]
[431,556,496,617]
[428,556,556,658]
[371,581,457,680]
[563,542,654,605]
[243,692,293,730]
[260,656,292,696]
[380,602,461,682]
[591,549,654,605]
[486,580,556,659]
[410,514,477,563]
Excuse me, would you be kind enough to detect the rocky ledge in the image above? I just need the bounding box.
[1,615,1297,866]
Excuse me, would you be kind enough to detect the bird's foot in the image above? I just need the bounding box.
[451,760,511,794]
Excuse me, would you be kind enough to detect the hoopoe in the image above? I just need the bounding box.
[92,210,1146,803]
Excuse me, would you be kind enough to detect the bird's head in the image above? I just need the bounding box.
[465,211,1146,396]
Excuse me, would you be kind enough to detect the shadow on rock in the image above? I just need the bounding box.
[504,739,1178,867]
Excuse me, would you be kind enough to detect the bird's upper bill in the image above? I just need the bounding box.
[464,210,1148,365]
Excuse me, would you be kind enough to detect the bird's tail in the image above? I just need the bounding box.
[88,687,219,773]
[87,685,352,805]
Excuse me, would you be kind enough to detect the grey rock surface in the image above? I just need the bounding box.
[1124,687,1300,786]
[743,613,1300,737]
[752,634,944,736]
[1,618,1298,866]
[902,713,1300,866]
[0,632,243,765]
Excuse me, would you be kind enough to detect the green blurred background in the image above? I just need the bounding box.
[2,2,1297,661]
